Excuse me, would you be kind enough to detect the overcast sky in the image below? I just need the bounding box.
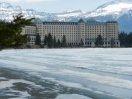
[2,0,114,13]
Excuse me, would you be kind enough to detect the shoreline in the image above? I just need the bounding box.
[1,47,131,51]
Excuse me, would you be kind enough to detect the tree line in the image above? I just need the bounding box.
[35,33,67,48]
[35,34,117,48]
[95,35,116,47]
[95,32,132,48]
[119,31,132,47]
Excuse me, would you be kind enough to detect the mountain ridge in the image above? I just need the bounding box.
[0,1,132,32]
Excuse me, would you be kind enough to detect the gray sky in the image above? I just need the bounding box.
[2,0,114,13]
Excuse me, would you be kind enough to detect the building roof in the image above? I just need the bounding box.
[32,18,43,23]
[78,18,85,23]
[31,18,117,25]
[87,18,96,22]
[86,18,106,25]
[106,21,117,23]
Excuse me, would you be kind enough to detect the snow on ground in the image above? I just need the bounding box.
[56,94,92,99]
[0,48,132,99]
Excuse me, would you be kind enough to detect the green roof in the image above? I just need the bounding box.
[86,18,106,25]
[78,19,84,23]
[87,18,96,22]
[32,18,43,23]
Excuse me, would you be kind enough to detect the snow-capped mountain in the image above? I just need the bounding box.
[83,0,132,32]
[0,2,53,21]
[51,9,85,22]
[86,0,132,19]
[0,0,132,32]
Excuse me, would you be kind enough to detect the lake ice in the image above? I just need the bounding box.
[0,48,132,99]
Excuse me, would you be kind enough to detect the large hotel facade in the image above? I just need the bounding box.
[21,18,120,47]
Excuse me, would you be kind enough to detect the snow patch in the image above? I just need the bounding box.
[56,94,92,99]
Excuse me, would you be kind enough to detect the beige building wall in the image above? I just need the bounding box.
[106,21,118,40]
[21,26,37,45]
[21,26,36,35]
[36,23,44,43]
[78,21,85,45]
[85,24,106,40]
[22,18,120,47]
[43,22,78,45]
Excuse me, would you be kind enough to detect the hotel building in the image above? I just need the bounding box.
[21,18,120,47]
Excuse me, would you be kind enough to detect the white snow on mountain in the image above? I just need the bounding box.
[85,0,132,19]
[0,0,132,32]
[0,2,52,21]
[65,8,78,13]
[1,0,132,21]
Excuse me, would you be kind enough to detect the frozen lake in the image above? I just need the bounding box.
[0,48,132,99]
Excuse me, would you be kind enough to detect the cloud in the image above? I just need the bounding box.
[2,0,57,2]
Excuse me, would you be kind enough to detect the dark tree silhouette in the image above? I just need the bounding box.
[35,34,41,45]
[95,35,103,47]
[0,13,34,49]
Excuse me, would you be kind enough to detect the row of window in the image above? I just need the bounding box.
[25,30,36,33]
[86,31,106,33]
[44,28,77,29]
[42,26,77,28]
[85,42,119,44]
[43,23,77,25]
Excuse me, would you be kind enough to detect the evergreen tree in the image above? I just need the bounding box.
[61,35,67,47]
[0,13,34,49]
[95,35,103,47]
[58,39,61,48]
[127,32,132,47]
[53,36,57,48]
[111,38,115,48]
[35,34,41,45]
[44,34,57,48]
[44,35,48,45]
[80,38,84,45]
[47,33,53,48]
[119,31,127,47]
[27,36,31,43]
[118,31,132,47]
